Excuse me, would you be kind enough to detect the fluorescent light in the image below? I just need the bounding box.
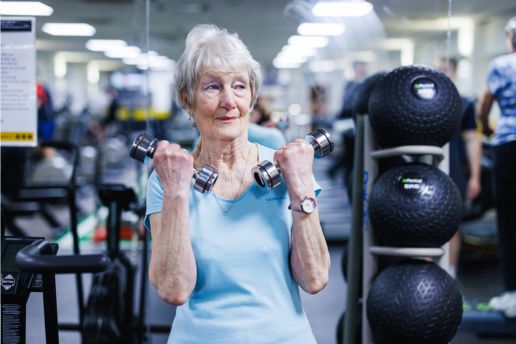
[309,60,336,73]
[54,54,66,78]
[282,45,317,57]
[87,61,100,84]
[312,2,373,17]
[42,23,95,36]
[137,59,174,70]
[86,39,127,52]
[105,46,141,59]
[298,23,345,36]
[273,60,301,69]
[274,54,308,65]
[0,1,53,16]
[275,51,309,61]
[124,53,174,70]
[288,35,329,48]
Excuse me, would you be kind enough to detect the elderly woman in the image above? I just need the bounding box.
[145,24,330,343]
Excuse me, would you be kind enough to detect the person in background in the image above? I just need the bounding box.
[248,96,287,150]
[36,82,57,159]
[250,96,275,127]
[477,16,516,318]
[37,82,55,142]
[90,86,120,141]
[327,61,369,202]
[435,56,482,279]
[309,84,330,131]
[338,61,368,119]
[145,24,329,343]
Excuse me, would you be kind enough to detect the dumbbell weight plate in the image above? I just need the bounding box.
[129,132,218,193]
[252,160,280,189]
[253,129,334,190]
[130,133,158,163]
[306,128,334,158]
[193,166,219,193]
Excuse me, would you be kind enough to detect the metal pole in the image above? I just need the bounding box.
[343,115,365,344]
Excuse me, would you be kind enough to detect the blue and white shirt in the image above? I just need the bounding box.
[486,52,516,145]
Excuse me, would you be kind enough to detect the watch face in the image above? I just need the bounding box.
[301,197,316,213]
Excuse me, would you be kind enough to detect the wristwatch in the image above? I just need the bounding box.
[289,196,317,214]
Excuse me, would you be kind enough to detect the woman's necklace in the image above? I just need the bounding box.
[212,145,252,216]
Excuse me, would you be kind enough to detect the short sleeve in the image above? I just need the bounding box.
[486,58,505,95]
[144,170,164,230]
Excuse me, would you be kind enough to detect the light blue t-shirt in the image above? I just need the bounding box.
[486,52,516,145]
[145,144,320,344]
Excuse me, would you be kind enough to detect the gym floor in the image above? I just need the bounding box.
[15,157,516,343]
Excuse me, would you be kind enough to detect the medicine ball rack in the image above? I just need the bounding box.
[342,115,452,344]
[364,117,451,343]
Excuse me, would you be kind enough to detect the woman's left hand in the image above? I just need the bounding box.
[273,139,315,200]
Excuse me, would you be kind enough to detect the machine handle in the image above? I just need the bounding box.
[16,239,111,274]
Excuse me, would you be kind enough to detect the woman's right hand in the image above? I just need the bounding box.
[152,141,194,195]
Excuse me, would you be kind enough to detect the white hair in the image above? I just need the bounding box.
[173,24,262,110]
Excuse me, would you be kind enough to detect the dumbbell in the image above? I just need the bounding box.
[252,128,334,190]
[130,133,219,193]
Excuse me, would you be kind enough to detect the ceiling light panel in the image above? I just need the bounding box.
[42,23,96,36]
[297,23,345,36]
[0,1,53,16]
[86,39,127,52]
[312,2,373,17]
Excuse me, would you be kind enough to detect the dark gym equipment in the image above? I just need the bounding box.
[341,242,398,294]
[130,132,219,193]
[1,141,80,238]
[1,141,87,331]
[368,163,463,247]
[81,184,149,343]
[101,135,129,169]
[30,154,73,185]
[2,236,109,344]
[336,306,362,344]
[460,300,516,338]
[252,128,334,189]
[341,113,366,344]
[368,65,462,148]
[351,71,388,116]
[366,259,463,344]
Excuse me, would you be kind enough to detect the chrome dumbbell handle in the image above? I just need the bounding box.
[252,128,334,190]
[130,133,219,193]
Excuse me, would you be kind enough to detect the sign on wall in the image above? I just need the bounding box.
[1,17,37,147]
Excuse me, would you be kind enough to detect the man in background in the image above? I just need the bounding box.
[435,56,482,280]
[477,16,516,318]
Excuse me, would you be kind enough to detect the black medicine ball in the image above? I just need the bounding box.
[351,71,388,115]
[368,65,462,147]
[366,259,463,344]
[368,163,462,247]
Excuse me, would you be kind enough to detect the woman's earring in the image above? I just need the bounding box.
[190,114,198,129]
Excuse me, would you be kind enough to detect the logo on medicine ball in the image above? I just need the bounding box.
[410,77,437,100]
[398,174,434,196]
